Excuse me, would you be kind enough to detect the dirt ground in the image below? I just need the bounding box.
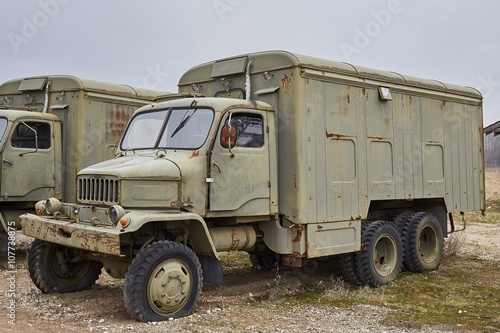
[1,171,499,333]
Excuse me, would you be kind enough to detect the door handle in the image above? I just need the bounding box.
[212,161,221,173]
[2,159,13,166]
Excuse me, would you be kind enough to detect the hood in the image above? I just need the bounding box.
[79,154,181,180]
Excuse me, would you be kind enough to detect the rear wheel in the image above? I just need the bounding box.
[339,252,363,285]
[28,239,102,293]
[249,246,279,271]
[401,212,444,273]
[394,211,415,271]
[123,241,203,322]
[356,221,402,287]
[339,221,370,285]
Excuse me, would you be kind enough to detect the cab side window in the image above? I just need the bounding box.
[224,114,264,148]
[11,122,51,149]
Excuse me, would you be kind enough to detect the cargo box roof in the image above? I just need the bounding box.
[0,75,163,100]
[178,50,482,99]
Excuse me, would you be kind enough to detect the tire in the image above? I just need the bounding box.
[27,239,102,293]
[401,212,444,273]
[123,241,203,322]
[393,211,415,271]
[339,252,363,285]
[356,221,402,287]
[394,211,415,231]
[339,221,370,285]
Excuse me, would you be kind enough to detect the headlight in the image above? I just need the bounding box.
[45,198,62,215]
[35,200,46,215]
[107,205,126,224]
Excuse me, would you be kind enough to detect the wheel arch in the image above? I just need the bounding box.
[119,211,219,259]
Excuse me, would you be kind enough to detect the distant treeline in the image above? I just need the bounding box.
[485,134,500,167]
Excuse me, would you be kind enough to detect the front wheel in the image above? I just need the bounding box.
[27,239,102,293]
[123,241,203,322]
[356,221,402,287]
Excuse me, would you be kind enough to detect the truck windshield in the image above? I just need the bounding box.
[121,107,214,150]
[0,118,7,141]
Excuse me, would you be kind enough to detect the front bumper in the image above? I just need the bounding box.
[20,213,124,257]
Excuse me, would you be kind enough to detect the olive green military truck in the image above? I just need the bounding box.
[20,51,484,322]
[0,75,164,241]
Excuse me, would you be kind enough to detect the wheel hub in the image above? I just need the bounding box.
[419,226,438,263]
[148,259,192,315]
[373,235,397,277]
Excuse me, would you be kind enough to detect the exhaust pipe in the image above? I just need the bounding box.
[42,81,51,113]
[245,60,254,100]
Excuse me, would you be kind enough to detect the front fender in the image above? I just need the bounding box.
[122,211,219,258]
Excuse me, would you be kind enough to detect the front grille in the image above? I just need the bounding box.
[77,176,119,205]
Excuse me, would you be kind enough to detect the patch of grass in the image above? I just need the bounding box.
[219,251,253,270]
[268,256,500,332]
[486,198,500,213]
[381,256,500,332]
[453,208,500,226]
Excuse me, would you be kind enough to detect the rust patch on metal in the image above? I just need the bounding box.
[367,136,386,140]
[347,86,351,104]
[189,150,200,159]
[326,131,352,140]
[293,169,297,189]
[292,226,303,243]
[106,104,133,141]
[281,75,292,92]
[281,253,302,267]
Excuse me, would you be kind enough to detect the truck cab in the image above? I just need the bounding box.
[21,96,277,321]
[0,110,62,204]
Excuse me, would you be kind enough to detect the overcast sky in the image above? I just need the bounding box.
[1,0,498,126]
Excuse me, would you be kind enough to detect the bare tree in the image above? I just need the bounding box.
[484,133,500,167]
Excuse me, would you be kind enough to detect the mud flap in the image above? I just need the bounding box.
[198,254,223,285]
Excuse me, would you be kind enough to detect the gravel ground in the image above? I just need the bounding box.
[1,224,498,333]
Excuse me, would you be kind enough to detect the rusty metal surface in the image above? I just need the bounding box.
[20,213,123,256]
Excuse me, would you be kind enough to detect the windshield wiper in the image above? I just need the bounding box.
[170,100,198,138]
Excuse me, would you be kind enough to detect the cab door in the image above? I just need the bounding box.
[209,110,271,214]
[1,120,57,200]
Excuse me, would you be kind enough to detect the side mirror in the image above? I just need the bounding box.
[220,125,237,149]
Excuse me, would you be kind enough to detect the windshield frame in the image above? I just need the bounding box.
[0,117,9,150]
[0,117,8,140]
[120,107,215,151]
